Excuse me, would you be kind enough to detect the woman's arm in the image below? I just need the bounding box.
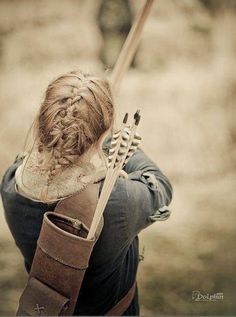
[123,148,173,239]
[103,135,173,239]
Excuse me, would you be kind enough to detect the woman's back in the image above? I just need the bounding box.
[1,145,172,315]
[0,70,173,315]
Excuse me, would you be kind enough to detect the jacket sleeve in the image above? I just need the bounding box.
[102,136,173,238]
[123,148,173,239]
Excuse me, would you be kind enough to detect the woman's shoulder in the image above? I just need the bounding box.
[1,155,55,213]
[1,154,24,194]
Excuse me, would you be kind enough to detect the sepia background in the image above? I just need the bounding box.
[0,0,236,315]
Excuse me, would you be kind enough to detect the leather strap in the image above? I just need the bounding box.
[105,281,137,316]
[55,183,104,238]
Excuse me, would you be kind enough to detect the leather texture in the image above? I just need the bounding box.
[55,183,104,239]
[17,277,69,316]
[105,281,137,316]
[16,182,136,316]
[16,183,101,316]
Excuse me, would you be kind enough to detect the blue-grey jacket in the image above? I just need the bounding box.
[0,143,172,316]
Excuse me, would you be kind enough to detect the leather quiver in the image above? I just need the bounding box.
[15,183,136,316]
[16,211,97,316]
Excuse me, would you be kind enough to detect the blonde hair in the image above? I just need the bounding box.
[33,70,113,197]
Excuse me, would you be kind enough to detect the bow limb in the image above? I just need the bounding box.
[110,0,155,97]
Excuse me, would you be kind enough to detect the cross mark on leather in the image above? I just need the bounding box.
[34,304,45,315]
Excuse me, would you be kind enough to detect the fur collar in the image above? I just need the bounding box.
[15,147,107,203]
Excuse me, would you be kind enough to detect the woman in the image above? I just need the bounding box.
[1,70,173,315]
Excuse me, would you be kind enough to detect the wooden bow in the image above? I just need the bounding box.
[88,0,154,239]
[110,0,154,96]
[87,110,141,239]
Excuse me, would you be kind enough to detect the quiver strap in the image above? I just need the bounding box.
[55,183,101,231]
[16,183,103,316]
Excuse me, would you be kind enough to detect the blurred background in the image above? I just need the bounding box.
[0,0,236,315]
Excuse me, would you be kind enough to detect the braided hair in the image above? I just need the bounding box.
[36,70,114,199]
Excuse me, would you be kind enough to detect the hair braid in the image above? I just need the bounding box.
[36,70,114,200]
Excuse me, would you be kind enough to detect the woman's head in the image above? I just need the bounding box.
[35,70,114,187]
